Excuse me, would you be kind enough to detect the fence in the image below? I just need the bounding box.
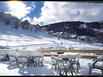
[38,48,103,59]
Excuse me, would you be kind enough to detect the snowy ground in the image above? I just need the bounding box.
[0,57,102,76]
[0,21,103,76]
[0,21,103,50]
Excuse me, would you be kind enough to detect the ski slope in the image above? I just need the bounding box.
[0,21,103,50]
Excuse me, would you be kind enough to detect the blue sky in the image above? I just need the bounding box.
[0,2,9,11]
[25,1,44,18]
[0,1,43,18]
[0,1,103,25]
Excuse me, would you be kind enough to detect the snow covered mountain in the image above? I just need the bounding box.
[42,21,103,44]
[0,11,103,50]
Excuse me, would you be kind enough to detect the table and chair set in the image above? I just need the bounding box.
[0,49,103,76]
[51,53,80,76]
[50,52,103,76]
[0,49,44,68]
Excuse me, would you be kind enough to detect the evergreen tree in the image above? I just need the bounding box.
[22,20,30,30]
[14,19,19,29]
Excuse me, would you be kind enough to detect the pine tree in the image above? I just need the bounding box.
[22,20,30,30]
[14,19,19,29]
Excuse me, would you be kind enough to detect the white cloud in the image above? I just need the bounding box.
[31,2,36,8]
[21,16,32,22]
[31,17,39,24]
[32,2,103,26]
[6,1,103,26]
[6,1,34,19]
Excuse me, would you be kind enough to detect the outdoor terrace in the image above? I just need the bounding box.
[0,49,103,76]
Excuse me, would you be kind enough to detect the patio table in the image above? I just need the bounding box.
[16,49,43,67]
[57,53,80,76]
[0,49,43,67]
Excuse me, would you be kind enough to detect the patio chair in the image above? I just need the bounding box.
[0,50,7,61]
[0,54,10,61]
[64,60,76,76]
[51,56,72,76]
[0,54,5,61]
[62,58,78,76]
[88,58,103,75]
[33,56,43,67]
[5,54,10,61]
[62,54,80,74]
[51,56,60,70]
[9,55,20,67]
[72,55,80,73]
[56,58,75,76]
[17,56,29,68]
[27,56,37,67]
[57,59,67,76]
[58,54,80,76]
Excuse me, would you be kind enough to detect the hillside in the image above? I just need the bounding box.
[0,11,103,50]
[42,21,103,44]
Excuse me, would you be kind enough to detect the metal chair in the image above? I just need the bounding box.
[17,56,29,67]
[51,56,59,70]
[57,54,80,76]
[0,54,5,61]
[51,56,73,76]
[72,57,80,73]
[33,56,43,67]
[9,55,20,67]
[62,58,77,76]
[56,59,67,76]
[0,50,7,61]
[88,58,103,75]
[55,57,75,76]
[27,56,37,67]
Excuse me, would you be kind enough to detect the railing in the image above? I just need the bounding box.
[1,49,103,59]
[38,48,103,59]
[47,50,103,54]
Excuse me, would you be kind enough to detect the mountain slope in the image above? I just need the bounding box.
[0,21,55,47]
[42,21,103,44]
[0,21,103,50]
[0,12,103,50]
